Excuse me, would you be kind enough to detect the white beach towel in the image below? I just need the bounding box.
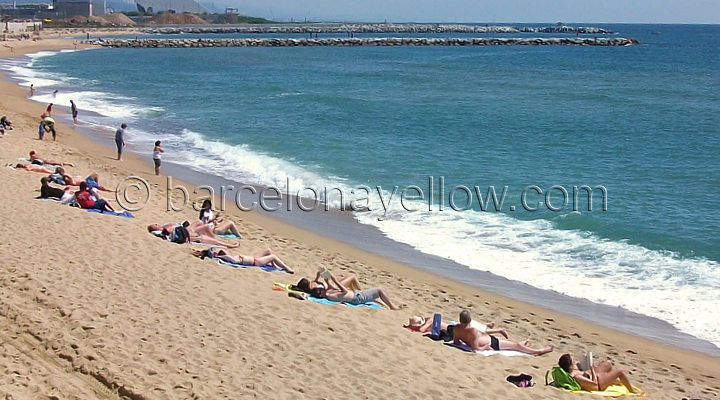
[446,342,529,357]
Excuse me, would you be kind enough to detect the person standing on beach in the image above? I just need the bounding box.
[52,90,58,98]
[115,123,127,160]
[46,103,53,117]
[70,100,78,124]
[29,84,35,97]
[153,140,164,175]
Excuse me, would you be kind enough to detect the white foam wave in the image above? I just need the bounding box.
[355,206,720,348]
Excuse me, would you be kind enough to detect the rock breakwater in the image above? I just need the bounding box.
[91,37,639,48]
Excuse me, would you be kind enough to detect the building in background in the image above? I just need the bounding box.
[135,0,206,14]
[53,0,106,17]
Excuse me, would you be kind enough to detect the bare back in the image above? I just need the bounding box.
[452,323,491,351]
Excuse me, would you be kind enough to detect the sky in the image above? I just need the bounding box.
[204,0,720,24]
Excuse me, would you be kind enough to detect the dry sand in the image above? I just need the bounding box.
[0,32,719,399]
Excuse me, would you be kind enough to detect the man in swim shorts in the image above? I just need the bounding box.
[452,310,554,355]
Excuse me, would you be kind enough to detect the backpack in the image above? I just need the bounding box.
[546,367,582,391]
[173,225,190,244]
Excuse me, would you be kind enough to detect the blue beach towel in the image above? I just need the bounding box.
[85,208,135,218]
[272,283,383,309]
[308,297,383,309]
[218,232,243,239]
[208,247,289,273]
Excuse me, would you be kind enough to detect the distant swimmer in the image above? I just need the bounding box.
[70,100,78,124]
[115,123,127,160]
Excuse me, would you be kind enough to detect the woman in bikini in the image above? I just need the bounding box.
[558,354,639,394]
[196,248,294,273]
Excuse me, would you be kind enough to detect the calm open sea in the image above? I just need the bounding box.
[3,23,718,351]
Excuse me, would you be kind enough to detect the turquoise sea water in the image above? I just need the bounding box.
[3,24,719,349]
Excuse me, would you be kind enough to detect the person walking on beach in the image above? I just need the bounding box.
[46,103,53,117]
[115,123,127,160]
[29,84,35,97]
[152,140,164,175]
[70,100,78,124]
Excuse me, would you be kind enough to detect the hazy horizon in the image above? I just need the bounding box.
[201,0,720,24]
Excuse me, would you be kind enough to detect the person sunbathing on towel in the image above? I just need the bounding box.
[453,310,553,355]
[85,172,113,192]
[147,222,239,248]
[195,248,294,273]
[29,150,74,166]
[405,315,509,338]
[295,268,363,294]
[75,181,114,212]
[558,354,639,394]
[198,199,243,237]
[14,163,54,174]
[312,271,400,310]
[39,176,75,202]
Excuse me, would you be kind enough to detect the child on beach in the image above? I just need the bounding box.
[70,100,78,124]
[153,140,164,175]
[46,103,53,117]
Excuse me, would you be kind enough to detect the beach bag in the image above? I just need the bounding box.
[173,225,190,244]
[546,367,582,391]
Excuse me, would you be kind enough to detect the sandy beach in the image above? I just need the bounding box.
[0,32,719,399]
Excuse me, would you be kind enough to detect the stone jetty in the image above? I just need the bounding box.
[139,24,614,35]
[91,37,638,48]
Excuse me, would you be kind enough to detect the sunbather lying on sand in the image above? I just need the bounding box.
[147,222,239,247]
[309,270,400,310]
[14,163,54,174]
[194,248,294,273]
[558,353,640,394]
[453,310,553,355]
[29,150,74,166]
[405,315,508,338]
[295,268,363,293]
[85,172,113,192]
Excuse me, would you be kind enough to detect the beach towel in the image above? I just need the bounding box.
[217,232,242,239]
[273,283,383,309]
[545,370,645,397]
[85,208,134,218]
[444,342,529,357]
[207,248,289,273]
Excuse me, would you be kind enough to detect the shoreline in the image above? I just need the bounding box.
[1,34,719,399]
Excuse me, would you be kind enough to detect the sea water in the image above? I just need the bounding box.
[3,24,718,351]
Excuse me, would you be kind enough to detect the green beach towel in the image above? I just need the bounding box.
[546,367,582,391]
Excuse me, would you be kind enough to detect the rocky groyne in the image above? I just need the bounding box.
[91,37,638,48]
[139,23,614,35]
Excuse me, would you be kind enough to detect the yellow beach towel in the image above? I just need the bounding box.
[565,384,645,397]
